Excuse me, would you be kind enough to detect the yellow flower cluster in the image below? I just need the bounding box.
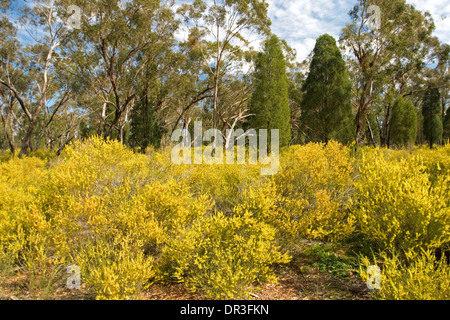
[1,137,449,299]
[353,146,450,255]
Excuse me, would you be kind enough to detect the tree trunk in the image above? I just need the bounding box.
[1,109,15,155]
[19,123,35,157]
[98,102,107,137]
[366,116,377,147]
[355,69,375,145]
[213,22,220,132]
[355,105,367,145]
[19,90,48,157]
[106,109,121,139]
[380,103,391,147]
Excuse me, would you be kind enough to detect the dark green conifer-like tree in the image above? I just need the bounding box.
[389,96,417,148]
[130,89,163,152]
[443,108,450,143]
[249,34,291,147]
[422,86,443,148]
[300,34,354,144]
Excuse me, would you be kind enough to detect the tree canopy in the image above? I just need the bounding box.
[299,34,354,144]
[389,96,417,148]
[422,85,443,148]
[248,34,291,147]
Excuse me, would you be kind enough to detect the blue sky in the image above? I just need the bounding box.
[265,0,450,62]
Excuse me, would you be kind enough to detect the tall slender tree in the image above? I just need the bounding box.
[389,96,417,148]
[248,34,291,147]
[422,85,443,148]
[299,34,354,144]
[129,78,164,152]
[443,108,450,143]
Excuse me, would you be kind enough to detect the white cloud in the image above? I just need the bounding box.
[267,0,355,61]
[407,0,450,45]
[267,0,450,62]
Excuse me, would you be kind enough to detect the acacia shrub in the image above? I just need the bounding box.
[352,148,450,256]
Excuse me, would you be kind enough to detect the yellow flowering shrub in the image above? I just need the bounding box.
[273,141,355,242]
[359,250,450,300]
[46,138,212,298]
[233,182,303,249]
[75,235,154,300]
[417,144,450,192]
[186,162,263,214]
[0,156,68,296]
[27,148,58,161]
[353,148,450,255]
[159,211,290,299]
[0,158,50,271]
[48,137,151,197]
[1,137,449,300]
[1,137,289,299]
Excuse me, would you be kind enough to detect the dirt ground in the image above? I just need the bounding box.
[146,260,372,301]
[0,243,373,301]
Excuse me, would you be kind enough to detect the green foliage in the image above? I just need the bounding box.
[287,69,304,145]
[300,34,354,144]
[444,108,450,143]
[249,34,291,147]
[422,86,443,148]
[130,89,164,151]
[179,0,271,137]
[389,96,418,148]
[340,0,436,145]
[305,245,357,279]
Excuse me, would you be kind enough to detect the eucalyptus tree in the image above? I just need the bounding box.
[340,0,435,145]
[178,0,271,136]
[0,0,73,157]
[429,43,449,129]
[55,0,180,142]
[0,11,20,153]
[444,107,450,143]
